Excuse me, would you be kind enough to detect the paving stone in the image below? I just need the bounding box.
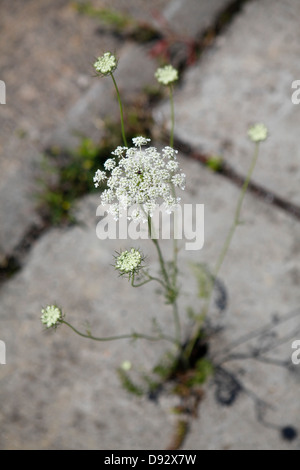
[162,0,232,38]
[155,0,300,206]
[0,139,43,264]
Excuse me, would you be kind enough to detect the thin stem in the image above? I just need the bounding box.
[169,85,175,148]
[152,238,171,289]
[172,301,182,347]
[166,84,179,292]
[148,216,170,288]
[62,320,176,345]
[168,85,180,340]
[184,142,261,362]
[131,277,153,288]
[131,272,167,289]
[110,72,128,147]
[204,142,260,316]
[217,143,260,275]
[147,216,181,345]
[171,184,179,290]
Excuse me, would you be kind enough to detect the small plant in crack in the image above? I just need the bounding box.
[35,137,106,225]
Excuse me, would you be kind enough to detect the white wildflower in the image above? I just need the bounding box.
[171,173,186,190]
[121,361,132,371]
[93,170,107,188]
[130,207,144,223]
[41,305,62,329]
[166,160,179,171]
[94,137,185,222]
[111,146,128,157]
[108,203,120,221]
[162,146,178,159]
[115,248,143,276]
[104,158,116,171]
[94,52,117,76]
[155,65,178,86]
[164,195,180,214]
[132,136,151,148]
[248,123,268,143]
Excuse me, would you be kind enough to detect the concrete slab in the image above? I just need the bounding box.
[162,0,232,38]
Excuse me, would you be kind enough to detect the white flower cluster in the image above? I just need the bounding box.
[155,65,178,86]
[94,52,117,76]
[115,248,143,275]
[248,123,268,143]
[41,305,62,328]
[94,137,186,222]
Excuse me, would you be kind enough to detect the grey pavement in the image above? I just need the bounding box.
[1,0,300,450]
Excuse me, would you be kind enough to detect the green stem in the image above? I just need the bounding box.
[147,216,169,288]
[171,184,179,290]
[209,142,260,310]
[152,238,171,290]
[167,85,179,291]
[172,301,182,347]
[131,272,167,289]
[147,216,181,345]
[110,72,128,147]
[62,320,176,345]
[185,142,261,361]
[169,85,175,148]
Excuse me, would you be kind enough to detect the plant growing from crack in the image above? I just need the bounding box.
[40,51,268,448]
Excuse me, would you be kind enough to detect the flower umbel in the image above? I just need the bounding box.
[248,123,268,143]
[95,137,185,222]
[155,65,178,86]
[94,52,117,76]
[115,248,144,278]
[93,169,107,188]
[41,305,62,329]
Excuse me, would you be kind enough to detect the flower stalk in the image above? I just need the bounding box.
[183,128,267,363]
[110,72,128,147]
[62,319,177,345]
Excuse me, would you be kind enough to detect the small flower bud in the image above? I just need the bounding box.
[94,52,117,76]
[248,123,268,143]
[155,65,178,86]
[115,248,144,278]
[41,305,62,329]
[121,360,132,371]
